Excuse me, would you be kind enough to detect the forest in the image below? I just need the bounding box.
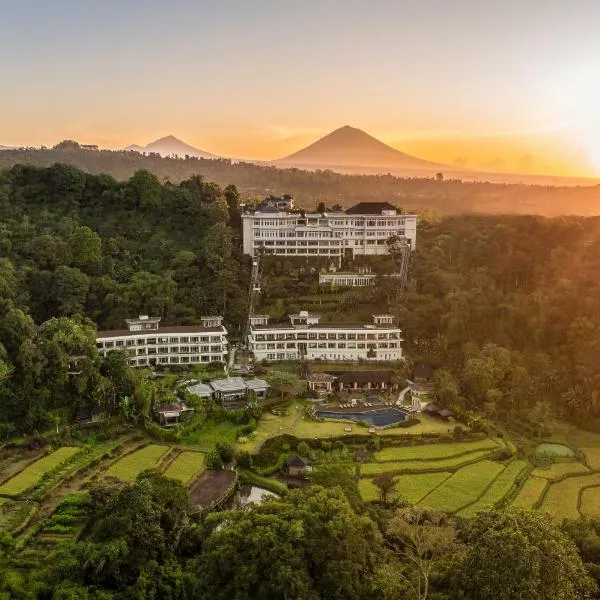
[3,163,600,598]
[1,141,600,216]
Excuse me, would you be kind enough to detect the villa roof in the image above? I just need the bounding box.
[97,325,225,338]
[210,377,247,392]
[244,378,270,391]
[287,455,309,467]
[306,372,336,383]
[155,402,190,414]
[336,370,395,385]
[345,202,397,215]
[251,322,400,331]
[186,382,214,397]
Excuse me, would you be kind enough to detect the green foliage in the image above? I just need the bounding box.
[196,486,382,600]
[456,509,597,600]
[216,442,235,464]
[206,449,223,471]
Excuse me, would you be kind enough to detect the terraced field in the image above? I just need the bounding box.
[539,473,600,521]
[105,445,170,482]
[374,438,498,462]
[580,487,600,518]
[361,450,492,476]
[0,447,81,497]
[511,476,547,508]
[582,448,600,470]
[458,460,527,518]
[531,462,589,480]
[421,460,505,513]
[394,472,451,504]
[164,451,206,485]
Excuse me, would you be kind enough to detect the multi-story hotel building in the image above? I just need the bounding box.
[242,201,417,261]
[248,311,403,362]
[96,315,228,367]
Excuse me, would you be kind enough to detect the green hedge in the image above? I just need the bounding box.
[238,470,288,496]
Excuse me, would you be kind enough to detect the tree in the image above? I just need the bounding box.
[196,486,382,600]
[265,371,303,400]
[373,472,396,505]
[52,265,90,315]
[206,449,223,470]
[69,226,102,274]
[216,442,235,464]
[456,508,596,600]
[386,508,459,600]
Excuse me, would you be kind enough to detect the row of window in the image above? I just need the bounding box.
[102,347,226,357]
[252,218,408,227]
[254,342,399,350]
[97,335,224,349]
[254,229,406,239]
[253,332,400,341]
[129,355,218,366]
[260,351,401,361]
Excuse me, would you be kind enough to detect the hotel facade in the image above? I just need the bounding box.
[242,201,417,260]
[248,311,403,362]
[96,315,228,367]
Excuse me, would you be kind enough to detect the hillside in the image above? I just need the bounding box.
[276,125,448,174]
[0,144,599,216]
[125,134,219,159]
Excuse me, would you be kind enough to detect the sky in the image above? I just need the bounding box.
[2,0,600,176]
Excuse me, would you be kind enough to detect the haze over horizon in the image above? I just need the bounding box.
[2,0,600,176]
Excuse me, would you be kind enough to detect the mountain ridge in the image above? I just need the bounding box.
[275,125,451,173]
[124,135,219,159]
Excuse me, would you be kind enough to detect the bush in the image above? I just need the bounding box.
[206,450,223,471]
[333,440,346,452]
[321,441,332,452]
[216,442,235,464]
[297,442,311,458]
[235,450,253,469]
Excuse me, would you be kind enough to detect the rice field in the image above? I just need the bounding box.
[358,478,380,502]
[539,473,600,521]
[582,448,600,470]
[361,450,492,476]
[0,447,80,496]
[374,438,499,462]
[457,461,527,518]
[420,460,505,513]
[394,472,452,504]
[105,445,170,482]
[164,451,205,485]
[511,476,548,509]
[531,462,589,480]
[580,486,600,518]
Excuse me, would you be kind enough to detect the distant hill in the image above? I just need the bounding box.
[275,125,450,174]
[124,135,219,159]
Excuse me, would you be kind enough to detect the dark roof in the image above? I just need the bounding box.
[413,363,435,378]
[155,402,185,413]
[336,370,395,385]
[287,455,309,467]
[75,405,104,420]
[345,202,397,215]
[97,325,225,338]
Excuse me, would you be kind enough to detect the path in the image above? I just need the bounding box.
[397,386,411,405]
[227,345,237,371]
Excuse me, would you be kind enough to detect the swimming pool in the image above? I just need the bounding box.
[314,407,410,427]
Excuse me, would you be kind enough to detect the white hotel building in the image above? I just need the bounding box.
[248,311,403,362]
[96,315,228,367]
[242,201,417,260]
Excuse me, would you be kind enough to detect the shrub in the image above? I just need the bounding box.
[297,442,311,458]
[206,450,223,471]
[333,440,346,452]
[321,441,333,452]
[216,442,235,464]
[235,450,253,469]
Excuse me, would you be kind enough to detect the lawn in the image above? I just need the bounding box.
[0,447,80,497]
[539,473,600,520]
[457,460,528,518]
[420,460,505,513]
[360,450,493,476]
[358,478,380,502]
[374,438,498,462]
[395,472,452,504]
[531,462,589,480]
[581,448,600,470]
[105,445,170,482]
[182,420,241,452]
[164,451,205,485]
[511,476,548,509]
[580,486,600,518]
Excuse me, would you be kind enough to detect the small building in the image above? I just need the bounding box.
[244,378,270,399]
[210,377,249,410]
[186,382,213,399]
[306,372,336,396]
[413,363,435,383]
[154,402,194,427]
[75,405,105,425]
[336,370,398,392]
[287,455,310,476]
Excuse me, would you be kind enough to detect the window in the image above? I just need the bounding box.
[170,347,179,354]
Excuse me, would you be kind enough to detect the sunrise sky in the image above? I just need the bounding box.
[2,0,600,176]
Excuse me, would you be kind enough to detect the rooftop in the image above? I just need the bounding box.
[186,382,214,397]
[209,377,247,392]
[97,324,225,338]
[345,202,397,215]
[251,322,400,331]
[244,378,270,391]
